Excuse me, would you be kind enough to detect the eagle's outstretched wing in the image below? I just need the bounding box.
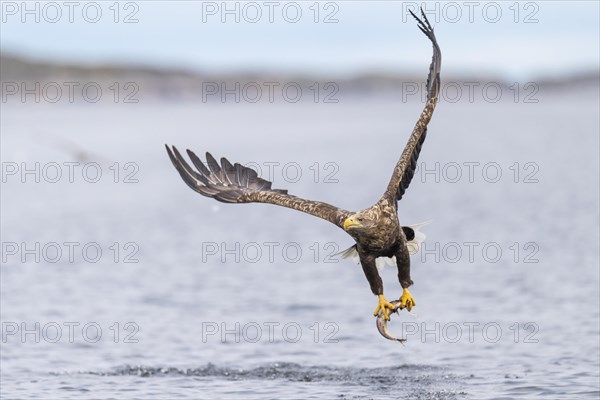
[386,9,442,202]
[166,145,352,229]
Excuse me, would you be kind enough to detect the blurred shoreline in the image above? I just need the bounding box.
[2,53,598,103]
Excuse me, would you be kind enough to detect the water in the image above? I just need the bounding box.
[1,89,599,399]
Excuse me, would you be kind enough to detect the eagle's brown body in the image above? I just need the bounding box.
[166,9,441,323]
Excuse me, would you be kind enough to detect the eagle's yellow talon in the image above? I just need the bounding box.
[400,289,416,312]
[373,295,395,321]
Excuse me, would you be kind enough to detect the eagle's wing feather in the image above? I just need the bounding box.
[166,145,352,229]
[387,9,441,202]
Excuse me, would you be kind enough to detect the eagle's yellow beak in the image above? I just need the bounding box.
[344,216,360,230]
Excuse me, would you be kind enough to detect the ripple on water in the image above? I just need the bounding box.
[86,362,443,383]
[77,362,468,399]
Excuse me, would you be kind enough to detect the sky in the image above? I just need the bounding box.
[1,1,599,79]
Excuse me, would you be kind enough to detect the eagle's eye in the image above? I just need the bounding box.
[357,217,363,222]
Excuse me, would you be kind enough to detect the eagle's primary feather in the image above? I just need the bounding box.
[387,8,442,202]
[166,146,352,228]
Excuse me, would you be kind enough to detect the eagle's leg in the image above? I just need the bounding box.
[358,251,395,320]
[396,247,416,311]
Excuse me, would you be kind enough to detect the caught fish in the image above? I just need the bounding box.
[376,300,407,343]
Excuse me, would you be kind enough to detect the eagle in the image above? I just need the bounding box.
[166,9,441,322]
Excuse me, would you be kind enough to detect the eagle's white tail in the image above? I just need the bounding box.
[337,220,431,272]
[405,220,431,255]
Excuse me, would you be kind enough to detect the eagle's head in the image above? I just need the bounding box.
[343,205,399,246]
[343,213,374,233]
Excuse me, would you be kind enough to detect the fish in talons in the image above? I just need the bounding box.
[376,299,408,343]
